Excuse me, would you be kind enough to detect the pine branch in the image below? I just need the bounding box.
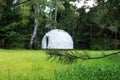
[0,0,32,8]
[85,51,120,60]
[46,50,120,63]
[12,0,31,6]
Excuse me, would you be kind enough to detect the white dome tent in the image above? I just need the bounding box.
[42,29,73,49]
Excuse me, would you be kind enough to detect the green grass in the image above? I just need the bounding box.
[0,49,120,80]
[54,50,120,80]
[0,49,67,80]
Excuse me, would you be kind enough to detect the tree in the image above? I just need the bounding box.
[29,1,40,49]
[0,0,22,48]
[86,0,120,49]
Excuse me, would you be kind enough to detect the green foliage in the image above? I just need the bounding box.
[90,38,113,50]
[0,0,120,49]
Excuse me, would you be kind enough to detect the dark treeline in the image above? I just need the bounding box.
[0,0,120,49]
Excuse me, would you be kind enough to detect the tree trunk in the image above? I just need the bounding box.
[30,2,40,49]
[54,4,58,28]
[11,0,18,10]
[55,5,58,23]
[13,0,18,4]
[90,25,92,49]
[114,32,118,49]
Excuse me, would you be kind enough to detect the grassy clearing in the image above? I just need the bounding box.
[0,49,67,80]
[0,49,120,80]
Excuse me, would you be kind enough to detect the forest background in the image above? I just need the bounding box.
[0,0,119,50]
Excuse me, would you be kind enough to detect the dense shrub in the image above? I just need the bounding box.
[90,38,113,50]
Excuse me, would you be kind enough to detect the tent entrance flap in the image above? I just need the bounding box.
[46,36,49,48]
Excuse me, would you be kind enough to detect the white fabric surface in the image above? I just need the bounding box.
[42,29,73,49]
